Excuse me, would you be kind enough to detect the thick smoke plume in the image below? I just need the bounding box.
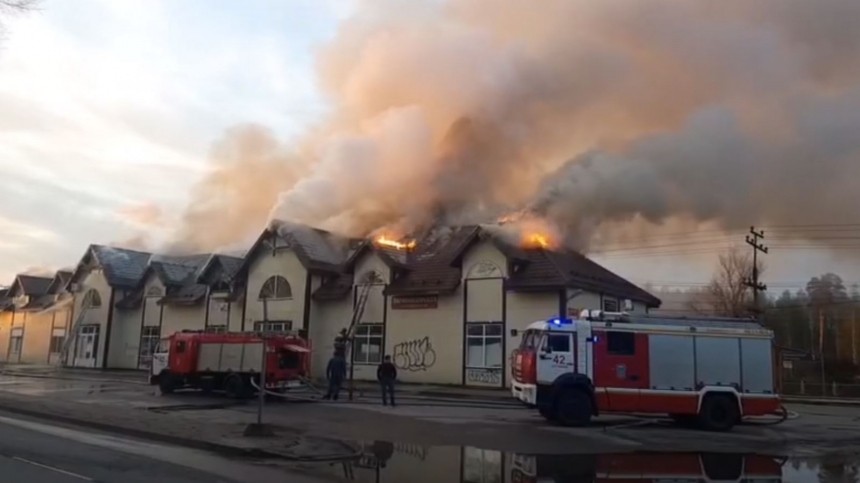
[175,0,860,251]
[169,125,308,253]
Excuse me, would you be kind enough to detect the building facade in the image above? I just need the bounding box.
[0,272,73,365]
[1,222,660,389]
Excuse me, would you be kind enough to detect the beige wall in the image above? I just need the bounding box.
[0,311,12,362]
[309,295,351,379]
[20,310,54,364]
[385,287,463,385]
[206,294,238,330]
[505,291,559,387]
[108,307,141,369]
[70,268,112,368]
[245,249,308,331]
[162,302,206,336]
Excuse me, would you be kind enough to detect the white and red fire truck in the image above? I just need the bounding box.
[510,452,783,483]
[511,310,782,431]
[150,331,311,398]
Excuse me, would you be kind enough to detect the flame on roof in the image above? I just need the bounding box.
[374,235,417,251]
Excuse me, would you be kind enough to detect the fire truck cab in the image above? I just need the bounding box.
[511,310,781,431]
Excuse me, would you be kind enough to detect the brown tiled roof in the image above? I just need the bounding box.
[383,226,480,296]
[382,225,660,306]
[160,283,208,306]
[312,240,416,301]
[312,273,354,301]
[115,290,143,309]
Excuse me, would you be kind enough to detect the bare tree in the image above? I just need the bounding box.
[688,247,762,317]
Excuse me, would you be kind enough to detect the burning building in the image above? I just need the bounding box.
[0,220,658,387]
[238,220,659,387]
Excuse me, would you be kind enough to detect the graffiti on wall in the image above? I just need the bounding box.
[393,337,437,371]
[466,368,502,386]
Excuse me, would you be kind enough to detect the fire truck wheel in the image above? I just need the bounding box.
[224,374,246,399]
[697,394,739,431]
[158,372,176,394]
[554,389,592,427]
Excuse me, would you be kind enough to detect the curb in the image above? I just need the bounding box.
[0,371,148,386]
[782,397,860,407]
[0,399,357,462]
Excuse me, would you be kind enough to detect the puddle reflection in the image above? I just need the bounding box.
[308,442,858,483]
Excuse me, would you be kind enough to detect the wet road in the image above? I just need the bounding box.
[0,411,323,483]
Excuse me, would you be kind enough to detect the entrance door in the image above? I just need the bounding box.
[74,325,99,368]
[593,330,649,412]
[536,331,575,384]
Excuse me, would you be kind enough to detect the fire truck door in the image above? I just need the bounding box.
[537,332,575,384]
[592,330,649,412]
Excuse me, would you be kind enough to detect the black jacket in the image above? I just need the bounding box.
[327,356,347,381]
[377,362,397,382]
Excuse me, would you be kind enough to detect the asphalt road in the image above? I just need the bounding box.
[0,411,322,483]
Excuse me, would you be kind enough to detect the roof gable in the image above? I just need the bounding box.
[70,245,153,289]
[47,271,73,295]
[241,221,358,276]
[197,254,245,285]
[383,225,660,306]
[10,275,53,297]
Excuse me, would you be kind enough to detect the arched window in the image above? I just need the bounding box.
[259,276,291,300]
[83,289,102,308]
[146,286,163,297]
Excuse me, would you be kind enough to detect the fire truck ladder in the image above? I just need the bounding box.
[58,292,95,366]
[343,272,381,400]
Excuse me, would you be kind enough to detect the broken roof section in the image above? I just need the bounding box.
[379,225,660,306]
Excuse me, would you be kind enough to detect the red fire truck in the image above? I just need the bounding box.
[511,310,782,431]
[150,331,311,398]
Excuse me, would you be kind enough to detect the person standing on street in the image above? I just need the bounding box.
[377,355,397,406]
[324,349,347,400]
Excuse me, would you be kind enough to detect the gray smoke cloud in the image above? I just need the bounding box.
[178,0,860,249]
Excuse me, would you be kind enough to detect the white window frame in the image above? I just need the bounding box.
[254,321,292,333]
[84,289,102,308]
[49,328,66,354]
[465,322,504,369]
[353,324,383,365]
[138,326,161,367]
[462,446,503,483]
[258,276,292,300]
[8,328,23,355]
[603,297,620,312]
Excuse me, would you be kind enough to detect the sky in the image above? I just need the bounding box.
[1,0,859,297]
[0,0,352,281]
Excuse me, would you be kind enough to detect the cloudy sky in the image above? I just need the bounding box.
[0,0,352,281]
[1,0,858,299]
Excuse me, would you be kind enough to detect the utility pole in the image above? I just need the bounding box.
[743,226,768,315]
[819,310,826,396]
